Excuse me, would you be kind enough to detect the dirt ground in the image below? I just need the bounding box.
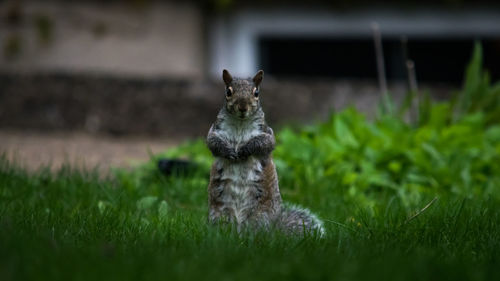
[0,130,180,171]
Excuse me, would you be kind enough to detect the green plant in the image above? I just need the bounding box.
[454,42,500,125]
[1,154,500,281]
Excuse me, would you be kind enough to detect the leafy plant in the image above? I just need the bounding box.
[114,42,500,214]
[454,42,500,125]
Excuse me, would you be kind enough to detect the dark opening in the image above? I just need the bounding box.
[259,37,500,84]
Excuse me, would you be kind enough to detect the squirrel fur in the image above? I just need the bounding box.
[206,69,325,236]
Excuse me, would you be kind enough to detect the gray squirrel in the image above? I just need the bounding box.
[206,69,325,236]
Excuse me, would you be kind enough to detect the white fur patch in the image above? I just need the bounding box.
[217,117,261,151]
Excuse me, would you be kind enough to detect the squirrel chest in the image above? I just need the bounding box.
[218,118,261,149]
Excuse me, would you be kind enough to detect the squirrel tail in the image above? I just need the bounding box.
[277,203,326,237]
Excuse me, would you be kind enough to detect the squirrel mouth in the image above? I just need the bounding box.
[237,111,248,119]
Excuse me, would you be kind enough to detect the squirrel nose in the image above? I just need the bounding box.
[238,104,247,112]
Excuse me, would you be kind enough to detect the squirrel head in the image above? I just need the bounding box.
[222,69,264,119]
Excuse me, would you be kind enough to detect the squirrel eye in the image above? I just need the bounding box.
[254,88,260,98]
[225,87,233,97]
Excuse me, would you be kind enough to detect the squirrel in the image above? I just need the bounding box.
[206,69,325,236]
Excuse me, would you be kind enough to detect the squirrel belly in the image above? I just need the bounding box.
[208,155,281,228]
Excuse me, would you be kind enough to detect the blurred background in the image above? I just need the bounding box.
[1,0,499,169]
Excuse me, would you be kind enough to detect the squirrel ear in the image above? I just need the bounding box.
[222,69,233,86]
[253,70,264,86]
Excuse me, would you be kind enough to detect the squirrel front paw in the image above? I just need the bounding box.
[237,149,250,161]
[224,148,238,161]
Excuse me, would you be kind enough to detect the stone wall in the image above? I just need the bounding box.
[0,72,454,138]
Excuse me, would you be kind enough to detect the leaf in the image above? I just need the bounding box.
[158,200,169,220]
[97,200,112,214]
[421,143,444,166]
[334,116,359,148]
[485,126,500,143]
[136,196,158,211]
[457,41,483,116]
[388,161,402,173]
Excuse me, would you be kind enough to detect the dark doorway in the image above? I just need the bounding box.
[259,36,500,84]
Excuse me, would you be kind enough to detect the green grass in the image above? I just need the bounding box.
[1,158,500,281]
[2,42,500,280]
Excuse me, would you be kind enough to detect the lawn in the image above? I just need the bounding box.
[1,44,499,281]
